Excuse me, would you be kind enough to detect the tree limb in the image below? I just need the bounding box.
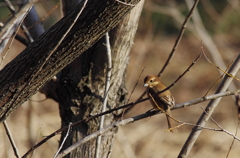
[0,0,141,122]
[178,54,240,158]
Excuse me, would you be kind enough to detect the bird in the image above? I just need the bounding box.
[144,75,177,132]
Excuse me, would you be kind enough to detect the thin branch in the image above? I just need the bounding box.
[53,122,72,158]
[162,52,202,93]
[0,1,34,53]
[56,102,240,157]
[178,54,240,158]
[4,0,33,43]
[3,120,20,158]
[185,0,238,97]
[157,0,200,77]
[54,118,134,158]
[135,0,200,106]
[127,67,145,104]
[26,2,60,32]
[203,60,232,97]
[118,67,145,118]
[148,92,178,132]
[96,32,112,158]
[115,0,135,7]
[0,0,44,7]
[0,3,32,66]
[36,0,88,73]
[199,105,240,141]
[0,0,35,38]
[202,46,240,81]
[119,52,202,118]
[163,111,240,142]
[226,94,240,157]
[22,89,240,158]
[226,120,239,158]
[4,0,89,125]
[0,2,33,54]
[235,92,240,119]
[174,89,240,109]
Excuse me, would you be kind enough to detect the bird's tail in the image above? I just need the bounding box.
[165,109,177,133]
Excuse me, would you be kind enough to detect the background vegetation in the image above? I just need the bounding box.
[0,0,239,157]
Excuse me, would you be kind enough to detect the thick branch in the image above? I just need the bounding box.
[0,0,141,122]
[22,89,240,158]
[178,54,240,158]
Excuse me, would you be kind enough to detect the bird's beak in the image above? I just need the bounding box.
[144,83,148,87]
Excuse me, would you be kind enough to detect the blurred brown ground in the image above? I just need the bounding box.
[0,1,240,158]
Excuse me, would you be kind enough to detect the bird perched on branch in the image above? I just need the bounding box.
[144,75,177,132]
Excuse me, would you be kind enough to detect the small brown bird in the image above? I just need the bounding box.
[144,75,177,132]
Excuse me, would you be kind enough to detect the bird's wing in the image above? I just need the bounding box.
[159,95,175,108]
[148,88,172,110]
[149,88,175,107]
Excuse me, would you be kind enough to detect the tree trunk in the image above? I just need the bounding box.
[41,1,144,157]
[0,0,142,122]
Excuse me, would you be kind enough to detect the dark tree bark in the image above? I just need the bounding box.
[41,0,144,157]
[0,0,142,122]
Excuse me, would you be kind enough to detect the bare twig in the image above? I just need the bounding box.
[115,0,135,7]
[3,120,20,158]
[122,52,202,118]
[5,0,89,126]
[199,105,240,141]
[202,46,240,81]
[235,93,240,119]
[146,4,195,34]
[185,0,238,93]
[96,32,112,158]
[226,120,239,158]
[148,92,179,132]
[0,5,32,66]
[167,119,240,142]
[0,1,34,53]
[56,102,240,157]
[53,122,72,158]
[36,0,88,73]
[3,0,34,43]
[119,67,145,117]
[175,89,240,109]
[157,0,200,77]
[54,118,135,158]
[161,53,202,94]
[135,0,200,106]
[0,1,34,38]
[178,55,240,158]
[22,89,240,158]
[163,108,240,142]
[226,94,240,157]
[203,60,232,97]
[127,67,145,104]
[26,2,60,31]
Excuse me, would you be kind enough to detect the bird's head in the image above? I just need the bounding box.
[144,75,159,88]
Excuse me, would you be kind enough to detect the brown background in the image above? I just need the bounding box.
[0,0,239,157]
